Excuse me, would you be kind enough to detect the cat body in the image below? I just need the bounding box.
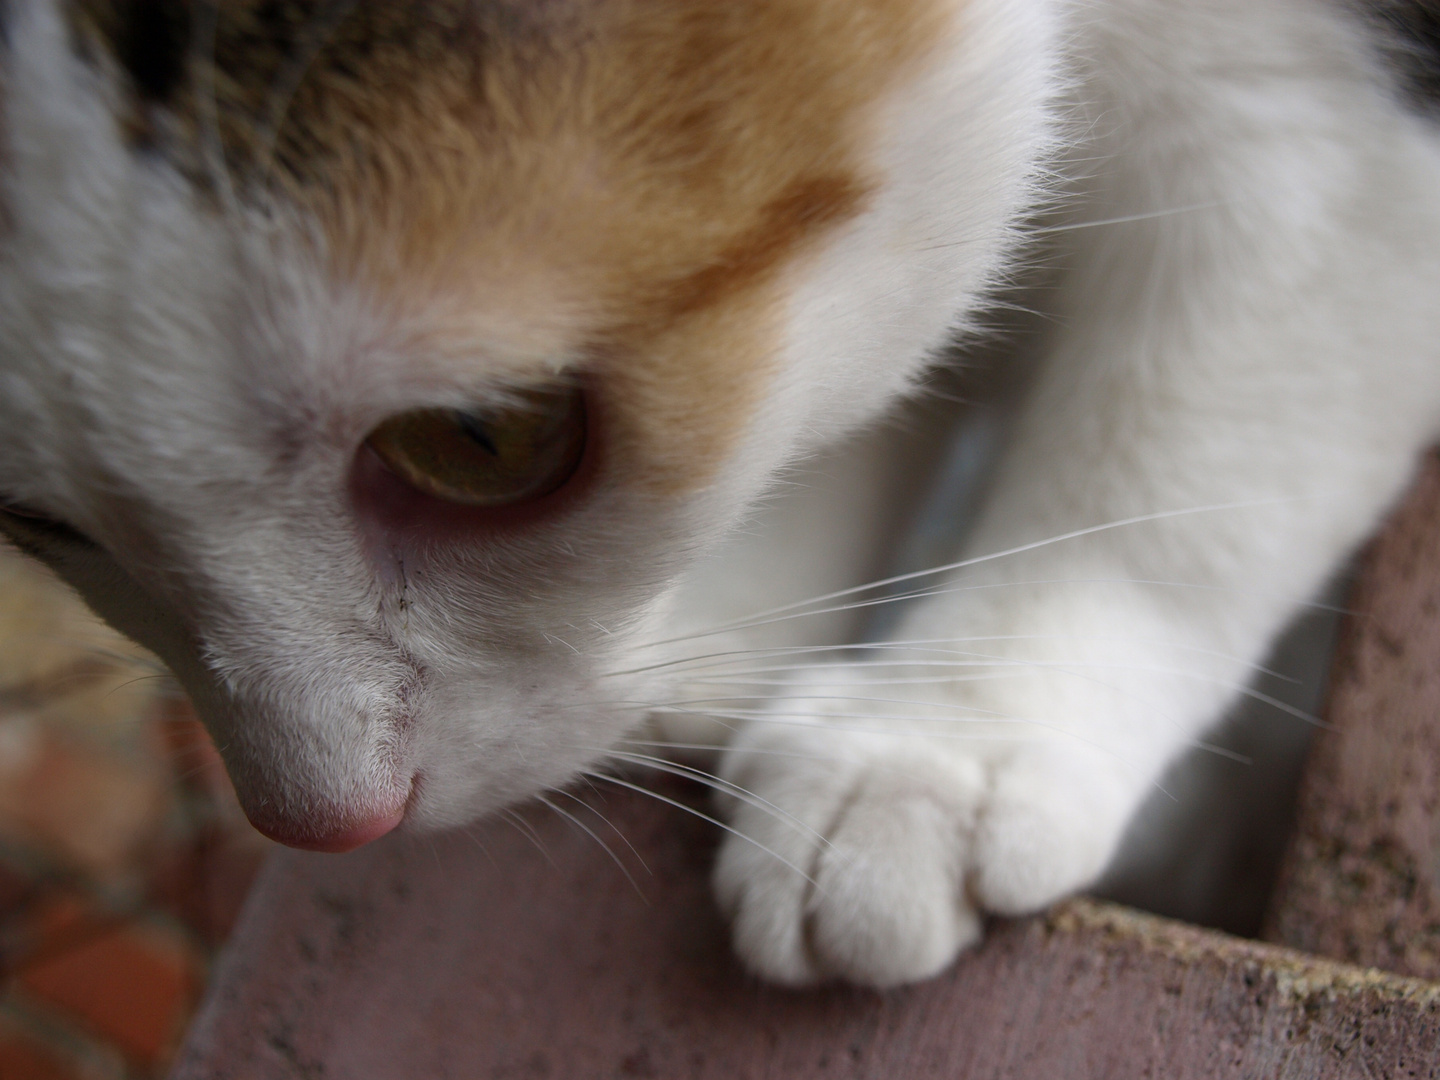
[1,0,1439,987]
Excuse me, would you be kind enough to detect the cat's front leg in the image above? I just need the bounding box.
[713,578,1188,986]
[712,0,1440,986]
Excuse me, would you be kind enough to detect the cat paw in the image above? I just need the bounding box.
[711,671,1134,987]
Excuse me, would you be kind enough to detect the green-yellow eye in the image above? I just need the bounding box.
[365,385,586,507]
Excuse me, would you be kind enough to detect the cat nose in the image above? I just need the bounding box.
[246,801,407,853]
[244,789,408,852]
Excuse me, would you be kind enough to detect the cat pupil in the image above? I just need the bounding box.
[456,412,500,457]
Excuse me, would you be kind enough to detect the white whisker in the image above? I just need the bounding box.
[638,499,1307,650]
[500,808,557,869]
[632,637,1301,685]
[610,622,1310,680]
[536,794,647,898]
[581,772,817,886]
[603,750,835,850]
[638,572,1340,653]
[677,671,1034,689]
[550,787,652,875]
[1025,201,1228,235]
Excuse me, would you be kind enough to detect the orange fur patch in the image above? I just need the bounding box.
[187,0,951,492]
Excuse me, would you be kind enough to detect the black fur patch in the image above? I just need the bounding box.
[67,0,193,149]
[112,0,191,102]
[1361,0,1440,115]
[69,1,525,184]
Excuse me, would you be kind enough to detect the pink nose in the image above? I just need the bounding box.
[250,805,406,853]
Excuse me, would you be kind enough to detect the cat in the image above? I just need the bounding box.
[2,0,1439,989]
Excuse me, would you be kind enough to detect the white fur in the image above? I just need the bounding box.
[705,0,1440,985]
[2,0,1439,985]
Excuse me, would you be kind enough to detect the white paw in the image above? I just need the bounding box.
[711,668,1137,987]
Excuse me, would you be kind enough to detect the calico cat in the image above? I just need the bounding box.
[2,0,1439,989]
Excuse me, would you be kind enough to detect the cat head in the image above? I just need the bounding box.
[0,0,1051,849]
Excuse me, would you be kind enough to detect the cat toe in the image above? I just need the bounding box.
[715,727,985,987]
[712,742,848,985]
[968,745,1134,916]
[804,777,983,986]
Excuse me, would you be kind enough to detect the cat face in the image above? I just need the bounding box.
[0,0,1051,849]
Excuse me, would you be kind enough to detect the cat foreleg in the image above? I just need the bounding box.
[714,0,1440,986]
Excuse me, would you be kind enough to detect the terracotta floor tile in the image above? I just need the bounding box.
[0,726,172,879]
[0,547,244,1076]
[26,893,93,943]
[14,893,123,963]
[0,1029,83,1080]
[0,858,34,921]
[151,828,271,947]
[3,892,105,985]
[0,1010,127,1080]
[15,920,200,1068]
[0,1009,124,1080]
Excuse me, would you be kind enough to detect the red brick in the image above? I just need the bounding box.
[151,827,270,947]
[0,729,171,879]
[0,1028,83,1080]
[6,893,113,976]
[16,920,199,1068]
[30,894,93,941]
[0,858,35,923]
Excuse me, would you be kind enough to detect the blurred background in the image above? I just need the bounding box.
[0,546,271,1080]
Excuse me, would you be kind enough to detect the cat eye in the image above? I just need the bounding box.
[365,386,587,508]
